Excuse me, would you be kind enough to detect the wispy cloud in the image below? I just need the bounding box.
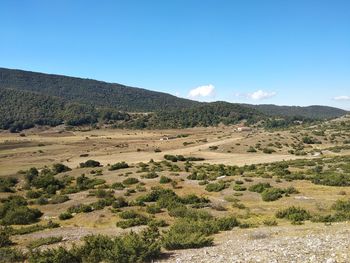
[235,89,277,101]
[333,95,350,101]
[188,84,215,99]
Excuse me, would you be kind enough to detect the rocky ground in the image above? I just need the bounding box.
[158,222,350,263]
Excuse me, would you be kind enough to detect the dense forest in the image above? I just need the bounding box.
[0,88,129,132]
[117,102,264,129]
[244,104,348,119]
[0,67,348,132]
[0,67,199,112]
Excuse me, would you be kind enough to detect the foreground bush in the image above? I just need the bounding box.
[0,196,42,225]
[163,215,239,250]
[28,247,81,263]
[28,227,161,263]
[0,248,26,263]
[0,227,12,247]
[162,219,213,250]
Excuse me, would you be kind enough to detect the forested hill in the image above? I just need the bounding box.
[0,67,348,132]
[244,104,348,119]
[0,67,199,112]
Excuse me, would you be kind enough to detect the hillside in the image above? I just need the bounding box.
[0,67,199,112]
[0,88,130,132]
[244,104,348,119]
[0,67,348,132]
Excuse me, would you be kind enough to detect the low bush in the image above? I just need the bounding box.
[79,160,101,168]
[49,195,70,204]
[233,185,246,191]
[248,183,271,193]
[108,162,129,171]
[76,227,161,263]
[146,204,162,214]
[122,177,139,185]
[205,182,226,192]
[0,178,18,193]
[162,219,214,250]
[0,196,43,225]
[144,172,159,179]
[159,176,172,184]
[59,212,73,220]
[0,248,26,263]
[0,227,12,247]
[112,197,128,208]
[312,173,350,186]
[52,163,71,174]
[261,188,284,202]
[276,206,311,223]
[27,236,63,249]
[111,182,125,190]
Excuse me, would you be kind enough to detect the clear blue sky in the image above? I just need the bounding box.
[1,0,349,109]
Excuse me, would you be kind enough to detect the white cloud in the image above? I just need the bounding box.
[188,84,215,98]
[333,95,350,101]
[246,90,277,100]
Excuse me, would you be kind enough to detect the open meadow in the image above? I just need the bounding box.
[1,116,350,262]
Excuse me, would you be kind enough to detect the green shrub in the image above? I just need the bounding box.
[144,172,158,179]
[11,221,59,235]
[27,236,63,249]
[159,176,172,184]
[261,188,284,202]
[262,148,275,154]
[0,227,12,248]
[26,190,43,199]
[276,206,311,223]
[119,210,139,219]
[248,183,271,193]
[162,219,213,250]
[214,216,239,231]
[111,182,125,190]
[78,227,161,263]
[52,163,71,174]
[28,247,81,263]
[59,212,73,220]
[109,162,129,171]
[36,196,49,205]
[122,178,139,185]
[67,204,93,214]
[49,195,70,204]
[312,173,350,186]
[205,182,226,192]
[79,160,101,168]
[116,216,149,229]
[146,204,162,214]
[263,218,278,226]
[112,197,128,208]
[0,200,42,225]
[0,248,26,263]
[76,175,106,190]
[247,146,257,153]
[0,178,18,193]
[233,185,246,191]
